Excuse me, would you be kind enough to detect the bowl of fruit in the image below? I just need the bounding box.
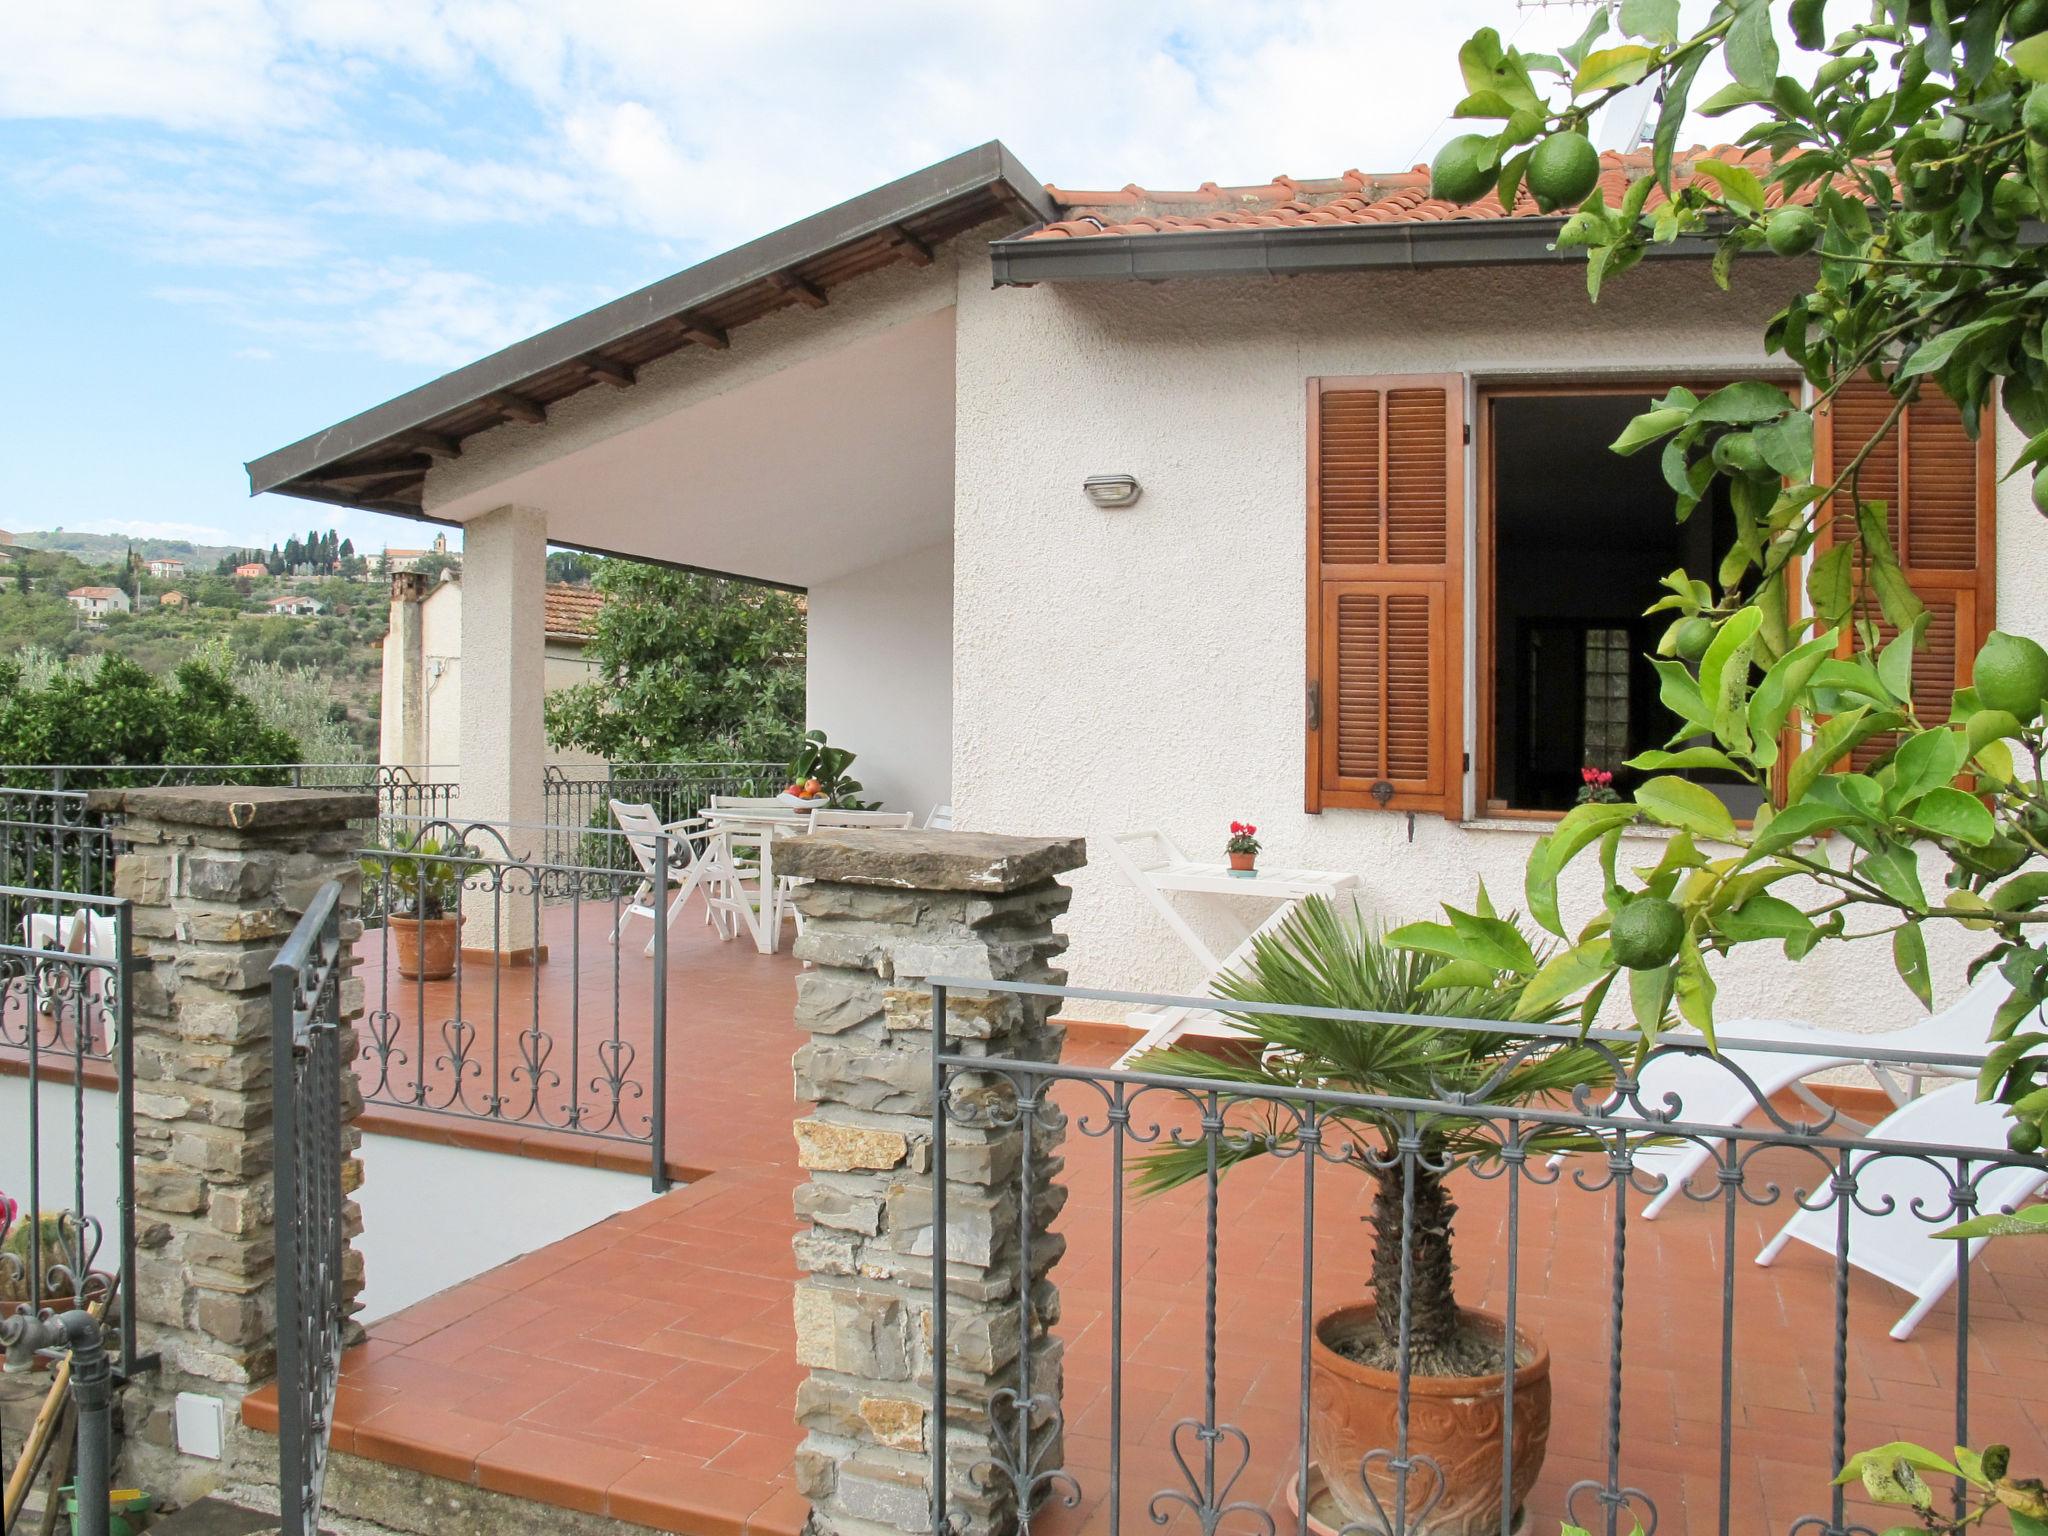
[778,778,830,811]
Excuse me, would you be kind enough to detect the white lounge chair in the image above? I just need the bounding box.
[1756,1082,2048,1339]
[1616,976,2024,1220]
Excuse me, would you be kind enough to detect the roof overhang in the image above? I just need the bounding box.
[247,140,1052,517]
[989,215,1724,285]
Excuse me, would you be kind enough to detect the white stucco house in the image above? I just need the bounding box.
[377,571,605,775]
[264,594,325,617]
[146,557,186,579]
[66,585,131,616]
[246,141,2047,1030]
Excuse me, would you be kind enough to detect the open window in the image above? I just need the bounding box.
[1479,387,1764,820]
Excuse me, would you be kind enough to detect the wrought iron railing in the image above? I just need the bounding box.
[0,885,142,1381]
[272,880,349,1536]
[0,788,121,899]
[355,819,674,1189]
[541,761,783,871]
[926,975,2048,1536]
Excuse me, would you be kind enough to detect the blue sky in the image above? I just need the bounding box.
[0,1,1729,556]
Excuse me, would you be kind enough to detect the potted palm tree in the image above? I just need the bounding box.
[361,832,468,980]
[1134,894,1612,1536]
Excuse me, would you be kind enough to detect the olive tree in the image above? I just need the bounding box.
[1399,0,2048,1161]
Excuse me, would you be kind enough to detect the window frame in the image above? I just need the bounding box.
[1472,374,1805,822]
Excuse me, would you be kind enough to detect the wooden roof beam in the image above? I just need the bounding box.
[580,355,637,388]
[670,315,730,350]
[400,430,462,460]
[491,391,547,425]
[770,271,828,309]
[319,453,433,485]
[886,225,934,267]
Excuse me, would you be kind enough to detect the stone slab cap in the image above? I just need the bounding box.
[777,828,1085,893]
[86,784,378,830]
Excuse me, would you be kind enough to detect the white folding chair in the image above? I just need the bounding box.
[1756,1083,2048,1339]
[607,800,727,954]
[782,810,914,936]
[924,804,955,831]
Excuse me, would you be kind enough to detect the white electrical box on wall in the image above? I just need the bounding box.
[173,1392,225,1460]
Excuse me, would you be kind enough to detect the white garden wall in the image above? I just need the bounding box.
[0,1074,649,1325]
[950,241,2048,1032]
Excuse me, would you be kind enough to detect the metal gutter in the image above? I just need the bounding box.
[988,217,1722,285]
[248,140,1053,498]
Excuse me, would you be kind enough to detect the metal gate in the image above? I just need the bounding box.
[271,881,348,1536]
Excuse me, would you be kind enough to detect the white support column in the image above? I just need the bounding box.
[458,504,548,959]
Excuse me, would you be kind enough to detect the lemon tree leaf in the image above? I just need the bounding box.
[1635,775,1739,842]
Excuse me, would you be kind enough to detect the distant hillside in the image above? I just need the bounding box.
[10,529,242,568]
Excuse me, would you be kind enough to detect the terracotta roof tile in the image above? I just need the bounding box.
[543,583,605,641]
[1029,145,1787,241]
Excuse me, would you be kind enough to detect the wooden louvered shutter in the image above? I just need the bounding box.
[1812,377,1995,768]
[1306,376,1465,816]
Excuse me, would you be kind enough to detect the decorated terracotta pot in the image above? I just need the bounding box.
[1309,1301,1551,1536]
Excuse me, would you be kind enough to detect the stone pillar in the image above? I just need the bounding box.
[778,828,1085,1536]
[87,786,371,1503]
[457,504,546,957]
[379,570,428,771]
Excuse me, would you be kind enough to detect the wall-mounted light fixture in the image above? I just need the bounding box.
[1083,473,1142,509]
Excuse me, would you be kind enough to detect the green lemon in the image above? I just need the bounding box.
[2010,0,2048,39]
[1674,616,1716,661]
[1972,629,2048,720]
[1431,135,1496,205]
[1993,176,2039,223]
[1764,206,1820,256]
[1526,132,1601,213]
[2034,462,2048,516]
[1711,432,1766,476]
[2011,1119,2044,1155]
[1609,898,1686,971]
[2027,84,2048,145]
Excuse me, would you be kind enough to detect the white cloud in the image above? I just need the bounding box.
[1,0,1749,375]
[158,258,584,368]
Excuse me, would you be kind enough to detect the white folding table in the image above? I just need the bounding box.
[701,807,812,954]
[1105,830,1360,1067]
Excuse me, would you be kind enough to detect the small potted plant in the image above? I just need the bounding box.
[1226,821,1261,876]
[361,832,467,980]
[1575,765,1621,805]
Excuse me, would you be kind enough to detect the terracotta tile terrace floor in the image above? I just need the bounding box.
[246,902,2048,1536]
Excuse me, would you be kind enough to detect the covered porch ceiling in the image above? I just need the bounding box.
[430,305,957,590]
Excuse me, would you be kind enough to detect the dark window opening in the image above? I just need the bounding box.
[1489,392,1764,820]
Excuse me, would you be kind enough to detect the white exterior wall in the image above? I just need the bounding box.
[951,245,2048,1032]
[807,540,953,817]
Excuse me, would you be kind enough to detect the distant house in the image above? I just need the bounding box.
[158,591,186,608]
[379,575,603,772]
[67,586,131,616]
[233,562,268,579]
[265,594,325,617]
[376,532,457,575]
[146,558,186,579]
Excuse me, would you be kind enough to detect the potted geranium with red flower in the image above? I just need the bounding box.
[1226,821,1260,876]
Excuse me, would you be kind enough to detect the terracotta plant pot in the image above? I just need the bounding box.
[1228,851,1257,873]
[391,914,459,981]
[1309,1301,1551,1536]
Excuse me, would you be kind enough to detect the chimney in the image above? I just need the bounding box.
[381,571,430,771]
